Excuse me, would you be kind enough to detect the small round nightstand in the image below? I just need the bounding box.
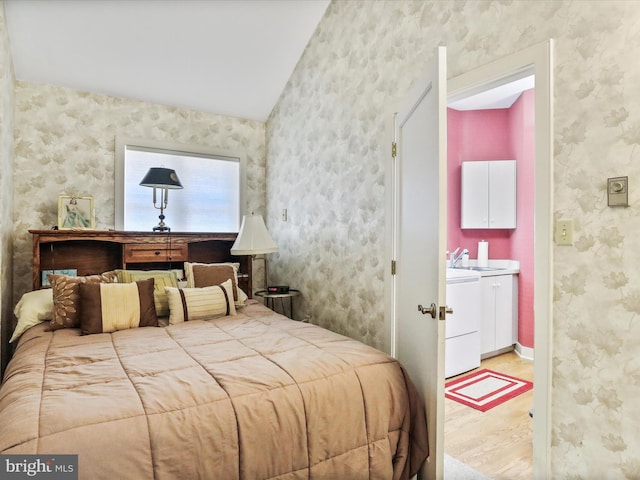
[254,289,301,319]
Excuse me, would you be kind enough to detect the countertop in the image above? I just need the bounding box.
[448,259,520,277]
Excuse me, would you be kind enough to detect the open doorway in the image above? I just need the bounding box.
[444,40,553,479]
[445,74,535,478]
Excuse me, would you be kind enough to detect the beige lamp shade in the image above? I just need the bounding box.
[231,213,278,255]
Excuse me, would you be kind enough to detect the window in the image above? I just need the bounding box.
[115,138,245,232]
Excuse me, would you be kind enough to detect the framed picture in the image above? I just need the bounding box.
[41,269,77,287]
[58,195,95,230]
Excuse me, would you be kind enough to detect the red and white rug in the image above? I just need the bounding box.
[445,369,533,412]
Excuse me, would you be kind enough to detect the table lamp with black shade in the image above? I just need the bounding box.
[139,167,183,232]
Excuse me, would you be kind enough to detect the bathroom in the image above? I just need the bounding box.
[446,79,536,369]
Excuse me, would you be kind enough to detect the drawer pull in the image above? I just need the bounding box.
[154,251,160,255]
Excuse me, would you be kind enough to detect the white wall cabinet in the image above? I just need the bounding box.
[480,274,518,356]
[461,160,516,229]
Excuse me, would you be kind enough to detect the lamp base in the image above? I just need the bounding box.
[153,213,170,232]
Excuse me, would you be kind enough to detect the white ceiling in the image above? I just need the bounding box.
[448,75,535,111]
[4,0,330,122]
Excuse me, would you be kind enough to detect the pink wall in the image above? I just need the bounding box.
[509,90,535,348]
[447,88,535,348]
[447,108,514,259]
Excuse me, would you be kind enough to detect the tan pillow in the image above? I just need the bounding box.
[184,262,247,305]
[115,269,178,317]
[79,279,158,335]
[47,271,118,330]
[11,289,54,342]
[165,279,236,324]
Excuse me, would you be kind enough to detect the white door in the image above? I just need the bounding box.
[392,46,447,479]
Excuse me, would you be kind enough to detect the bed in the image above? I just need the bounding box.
[0,272,428,479]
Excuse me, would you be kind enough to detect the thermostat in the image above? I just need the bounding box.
[607,176,628,207]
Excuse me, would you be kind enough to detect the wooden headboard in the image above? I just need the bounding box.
[29,230,252,296]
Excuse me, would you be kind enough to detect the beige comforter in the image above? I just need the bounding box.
[0,300,428,479]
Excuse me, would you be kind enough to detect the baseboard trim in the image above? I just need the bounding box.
[515,342,534,360]
[481,345,513,360]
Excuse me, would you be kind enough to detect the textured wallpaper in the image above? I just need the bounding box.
[0,0,14,373]
[12,82,267,303]
[266,0,640,477]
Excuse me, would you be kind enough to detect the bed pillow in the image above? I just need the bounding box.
[10,289,54,343]
[184,262,248,305]
[165,279,236,324]
[115,269,178,317]
[78,279,158,335]
[47,271,118,330]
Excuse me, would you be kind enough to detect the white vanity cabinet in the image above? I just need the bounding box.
[480,273,518,357]
[461,160,516,229]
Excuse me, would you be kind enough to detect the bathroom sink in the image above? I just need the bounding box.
[453,266,505,271]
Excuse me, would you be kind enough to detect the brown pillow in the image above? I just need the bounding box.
[79,279,158,335]
[47,271,118,330]
[190,264,238,301]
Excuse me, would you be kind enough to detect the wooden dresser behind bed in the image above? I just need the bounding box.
[29,229,252,296]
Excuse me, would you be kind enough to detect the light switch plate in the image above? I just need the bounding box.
[608,176,628,207]
[555,220,573,246]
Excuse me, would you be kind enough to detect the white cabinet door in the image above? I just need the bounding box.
[480,274,518,355]
[489,160,517,228]
[461,161,489,229]
[461,160,516,229]
[480,277,497,354]
[494,274,516,350]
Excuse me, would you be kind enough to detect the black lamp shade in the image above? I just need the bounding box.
[139,167,183,189]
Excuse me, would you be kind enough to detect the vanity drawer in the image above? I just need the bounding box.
[124,244,188,263]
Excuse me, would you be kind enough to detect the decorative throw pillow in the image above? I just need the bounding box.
[184,262,248,305]
[115,269,178,317]
[78,279,158,335]
[10,289,54,343]
[47,271,118,330]
[165,279,236,324]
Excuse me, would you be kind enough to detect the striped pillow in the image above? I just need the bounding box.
[165,279,236,324]
[115,269,178,317]
[78,279,158,335]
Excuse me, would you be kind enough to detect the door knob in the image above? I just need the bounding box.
[418,303,437,318]
[441,305,453,320]
[418,304,453,320]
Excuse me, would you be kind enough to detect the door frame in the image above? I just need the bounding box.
[384,39,554,478]
[448,40,554,478]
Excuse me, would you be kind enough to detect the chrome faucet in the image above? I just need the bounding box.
[452,248,469,267]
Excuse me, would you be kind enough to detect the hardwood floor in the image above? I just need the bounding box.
[444,351,533,480]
